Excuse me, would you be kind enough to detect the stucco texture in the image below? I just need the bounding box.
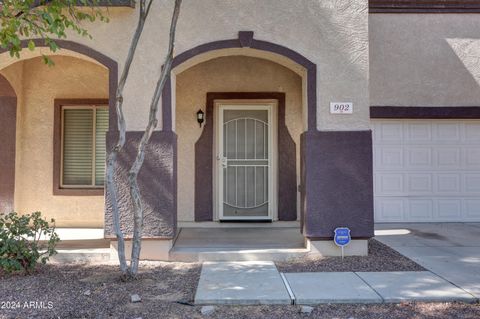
[175,56,302,222]
[1,56,108,227]
[0,1,370,229]
[0,0,369,131]
[370,14,480,106]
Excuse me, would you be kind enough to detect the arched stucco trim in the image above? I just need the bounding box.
[163,31,317,132]
[0,39,118,131]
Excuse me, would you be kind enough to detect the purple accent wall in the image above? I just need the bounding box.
[194,100,214,221]
[277,96,297,221]
[104,131,177,238]
[369,0,480,13]
[0,75,16,96]
[162,76,173,131]
[194,92,297,221]
[300,131,374,239]
[0,75,16,214]
[0,97,16,214]
[371,106,480,119]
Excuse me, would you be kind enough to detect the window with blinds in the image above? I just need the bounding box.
[61,106,108,188]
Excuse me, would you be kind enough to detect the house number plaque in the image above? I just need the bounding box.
[330,102,353,114]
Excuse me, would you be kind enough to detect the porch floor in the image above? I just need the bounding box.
[170,227,308,262]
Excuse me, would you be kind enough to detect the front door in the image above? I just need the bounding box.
[217,103,274,220]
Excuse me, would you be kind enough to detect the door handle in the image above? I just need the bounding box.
[220,156,228,168]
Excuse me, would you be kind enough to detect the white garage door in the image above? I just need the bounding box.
[373,120,480,222]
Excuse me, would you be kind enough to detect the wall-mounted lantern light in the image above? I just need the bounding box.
[197,109,205,127]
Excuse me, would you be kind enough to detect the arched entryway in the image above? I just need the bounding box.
[162,31,317,231]
[0,40,117,226]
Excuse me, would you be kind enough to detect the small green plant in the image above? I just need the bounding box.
[0,212,60,273]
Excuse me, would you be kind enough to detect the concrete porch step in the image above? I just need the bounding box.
[50,248,111,263]
[39,228,111,263]
[169,247,309,262]
[170,227,308,261]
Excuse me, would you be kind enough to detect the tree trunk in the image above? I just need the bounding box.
[105,0,154,277]
[128,0,182,276]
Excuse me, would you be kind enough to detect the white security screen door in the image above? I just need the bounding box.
[217,104,273,220]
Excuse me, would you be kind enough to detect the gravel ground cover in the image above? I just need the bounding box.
[276,239,425,273]
[1,261,479,318]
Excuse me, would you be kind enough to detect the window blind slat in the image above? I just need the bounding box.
[95,108,109,186]
[63,109,94,185]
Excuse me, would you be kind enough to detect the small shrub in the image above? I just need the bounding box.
[0,212,60,273]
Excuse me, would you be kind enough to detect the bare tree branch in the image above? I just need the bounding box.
[14,1,55,18]
[128,0,182,276]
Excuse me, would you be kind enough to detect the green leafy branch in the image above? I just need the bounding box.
[0,0,109,64]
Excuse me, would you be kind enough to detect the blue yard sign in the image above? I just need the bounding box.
[334,227,351,260]
[334,227,351,247]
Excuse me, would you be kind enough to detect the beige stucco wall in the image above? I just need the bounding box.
[176,56,302,222]
[370,14,480,106]
[1,56,108,227]
[0,0,370,131]
[0,1,370,227]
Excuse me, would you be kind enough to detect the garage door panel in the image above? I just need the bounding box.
[376,197,479,222]
[406,147,433,169]
[375,122,404,142]
[435,123,461,141]
[374,120,480,222]
[465,123,480,141]
[409,199,433,221]
[375,198,405,222]
[436,174,461,193]
[376,146,403,169]
[466,148,480,168]
[465,200,480,220]
[436,147,461,168]
[407,123,432,141]
[408,173,432,193]
[375,173,404,195]
[437,199,462,220]
[465,174,480,193]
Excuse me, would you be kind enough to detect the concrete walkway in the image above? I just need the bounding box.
[375,223,480,299]
[195,261,478,305]
[195,261,291,305]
